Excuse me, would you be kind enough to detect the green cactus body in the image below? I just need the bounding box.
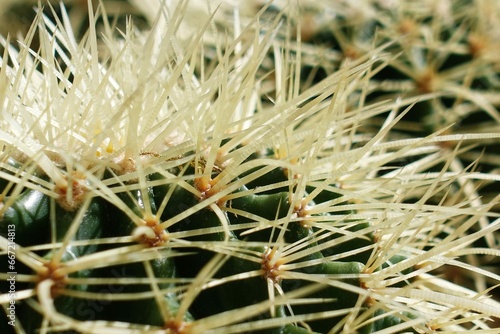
[17,194,104,332]
[95,182,192,325]
[148,166,374,332]
[0,189,51,247]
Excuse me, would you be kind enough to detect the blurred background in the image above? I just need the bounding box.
[0,0,146,40]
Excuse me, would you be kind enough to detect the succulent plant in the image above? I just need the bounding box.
[0,1,499,333]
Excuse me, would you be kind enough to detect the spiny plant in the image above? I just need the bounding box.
[0,1,499,333]
[280,0,500,170]
[262,0,500,296]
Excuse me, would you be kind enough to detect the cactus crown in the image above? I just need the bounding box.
[0,1,499,333]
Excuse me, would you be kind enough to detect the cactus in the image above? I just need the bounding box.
[0,1,499,333]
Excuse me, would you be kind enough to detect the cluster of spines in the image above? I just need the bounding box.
[0,1,499,333]
[0,153,373,333]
